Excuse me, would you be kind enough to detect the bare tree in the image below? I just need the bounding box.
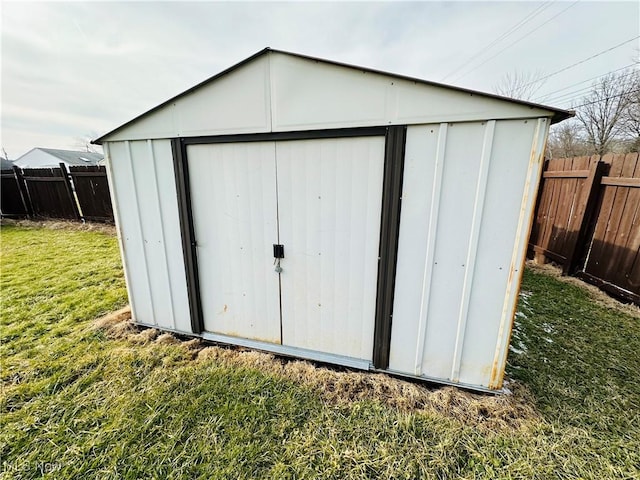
[73,132,102,154]
[493,70,546,101]
[618,70,640,151]
[546,120,589,158]
[574,70,638,155]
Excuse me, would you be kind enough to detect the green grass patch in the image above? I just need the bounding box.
[1,224,639,479]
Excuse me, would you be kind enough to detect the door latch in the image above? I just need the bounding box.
[273,244,284,273]
[273,244,284,259]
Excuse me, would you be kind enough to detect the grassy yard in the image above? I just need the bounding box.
[1,223,639,479]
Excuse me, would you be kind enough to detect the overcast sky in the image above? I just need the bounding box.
[1,1,638,159]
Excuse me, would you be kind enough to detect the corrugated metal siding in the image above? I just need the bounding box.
[277,137,385,360]
[389,118,548,389]
[387,124,442,374]
[459,119,548,387]
[105,140,191,332]
[487,118,549,389]
[419,121,488,380]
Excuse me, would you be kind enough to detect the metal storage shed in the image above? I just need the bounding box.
[95,48,572,392]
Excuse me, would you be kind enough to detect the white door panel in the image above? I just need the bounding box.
[276,137,385,360]
[187,142,281,343]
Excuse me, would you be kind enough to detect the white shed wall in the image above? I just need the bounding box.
[104,140,191,333]
[106,55,272,142]
[269,54,552,131]
[389,118,549,389]
[97,49,563,391]
[103,51,555,143]
[104,118,549,390]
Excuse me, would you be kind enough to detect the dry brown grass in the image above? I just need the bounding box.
[1,218,116,235]
[94,307,539,431]
[195,346,539,430]
[526,260,639,317]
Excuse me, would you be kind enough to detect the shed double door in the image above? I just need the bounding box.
[187,136,385,361]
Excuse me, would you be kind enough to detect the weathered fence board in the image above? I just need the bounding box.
[69,166,114,222]
[530,152,640,304]
[1,164,114,223]
[530,155,597,266]
[582,153,640,303]
[0,168,30,217]
[20,164,80,220]
[564,158,605,274]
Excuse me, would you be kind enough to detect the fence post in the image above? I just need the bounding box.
[12,165,33,217]
[59,163,82,221]
[530,159,549,264]
[563,159,606,275]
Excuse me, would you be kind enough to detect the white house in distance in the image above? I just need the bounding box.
[1,157,14,170]
[94,48,572,392]
[14,148,103,169]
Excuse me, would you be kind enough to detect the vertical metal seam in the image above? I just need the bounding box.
[373,126,406,369]
[489,118,547,389]
[171,139,204,334]
[184,140,205,334]
[147,139,176,329]
[414,123,448,375]
[373,128,391,368]
[450,120,496,382]
[103,143,138,322]
[125,140,157,325]
[274,141,283,344]
[266,51,275,132]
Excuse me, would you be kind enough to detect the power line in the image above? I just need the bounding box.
[569,89,640,109]
[440,2,556,82]
[451,0,580,83]
[536,63,637,102]
[544,85,599,104]
[520,36,640,88]
[543,70,638,104]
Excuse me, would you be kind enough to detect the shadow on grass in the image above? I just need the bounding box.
[508,268,640,434]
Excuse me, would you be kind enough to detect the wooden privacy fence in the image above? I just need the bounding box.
[529,152,640,304]
[21,164,81,220]
[0,163,114,223]
[1,167,30,218]
[69,166,114,222]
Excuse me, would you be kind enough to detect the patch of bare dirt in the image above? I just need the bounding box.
[93,307,539,431]
[1,218,116,235]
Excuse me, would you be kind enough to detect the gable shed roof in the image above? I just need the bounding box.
[92,48,574,144]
